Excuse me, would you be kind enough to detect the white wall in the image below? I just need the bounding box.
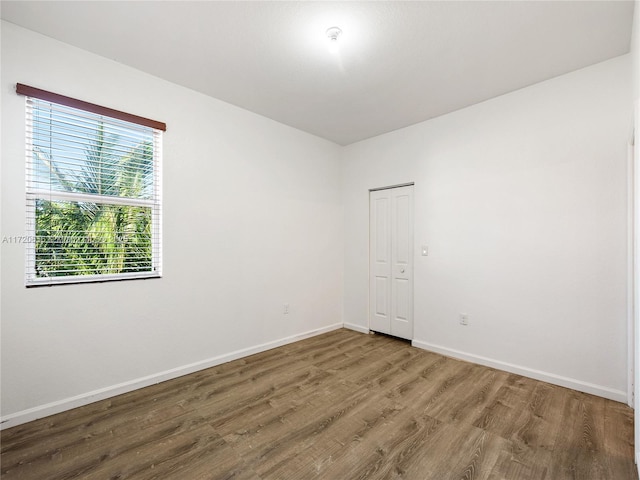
[343,54,632,401]
[634,2,639,106]
[0,21,344,425]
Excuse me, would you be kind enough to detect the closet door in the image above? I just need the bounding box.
[369,185,413,340]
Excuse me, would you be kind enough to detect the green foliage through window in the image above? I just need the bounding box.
[35,200,153,277]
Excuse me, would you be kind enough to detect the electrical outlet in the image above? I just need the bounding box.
[459,313,469,326]
[283,303,290,315]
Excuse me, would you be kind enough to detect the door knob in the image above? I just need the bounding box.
[400,268,405,273]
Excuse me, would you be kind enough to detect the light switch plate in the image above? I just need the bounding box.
[421,246,428,256]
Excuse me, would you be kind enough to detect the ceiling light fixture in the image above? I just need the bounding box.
[326,26,342,45]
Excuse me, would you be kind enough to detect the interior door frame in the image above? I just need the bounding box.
[368,182,415,339]
[630,115,639,469]
[629,135,635,411]
[627,134,638,408]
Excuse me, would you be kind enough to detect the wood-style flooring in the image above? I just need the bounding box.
[1,328,637,479]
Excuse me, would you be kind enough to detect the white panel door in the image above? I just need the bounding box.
[370,192,391,333]
[369,185,414,340]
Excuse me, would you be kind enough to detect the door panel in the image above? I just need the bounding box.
[394,278,409,321]
[395,194,410,265]
[374,276,388,316]
[370,193,391,333]
[369,185,414,340]
[374,198,389,263]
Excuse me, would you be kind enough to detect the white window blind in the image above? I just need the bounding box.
[22,88,163,286]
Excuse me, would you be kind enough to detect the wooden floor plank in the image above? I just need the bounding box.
[1,329,637,480]
[603,399,637,480]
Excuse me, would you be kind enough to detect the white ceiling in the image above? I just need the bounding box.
[1,1,635,145]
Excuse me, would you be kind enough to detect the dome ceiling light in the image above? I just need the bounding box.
[326,26,342,42]
[326,26,343,52]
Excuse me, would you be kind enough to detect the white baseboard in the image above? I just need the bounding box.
[0,323,343,430]
[343,322,370,334]
[412,339,627,403]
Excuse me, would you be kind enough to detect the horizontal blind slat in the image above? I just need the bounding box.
[31,116,154,146]
[31,131,154,158]
[28,190,156,206]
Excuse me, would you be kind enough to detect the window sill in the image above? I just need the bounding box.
[25,273,162,288]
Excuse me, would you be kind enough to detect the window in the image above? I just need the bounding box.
[17,84,166,286]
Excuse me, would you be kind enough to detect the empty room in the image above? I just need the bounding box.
[1,1,640,479]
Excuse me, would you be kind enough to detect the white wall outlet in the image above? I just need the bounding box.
[283,303,290,315]
[421,245,428,256]
[459,313,469,326]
